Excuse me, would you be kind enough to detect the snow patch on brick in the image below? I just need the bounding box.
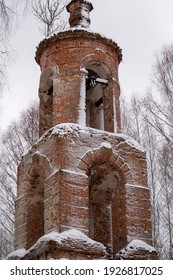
[49,228,106,252]
[118,133,146,152]
[6,248,27,260]
[126,183,149,190]
[101,142,112,149]
[116,239,156,259]
[128,240,156,252]
[61,168,88,177]
[33,123,145,154]
[7,229,106,259]
[51,123,80,136]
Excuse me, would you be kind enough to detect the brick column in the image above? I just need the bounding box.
[52,69,86,126]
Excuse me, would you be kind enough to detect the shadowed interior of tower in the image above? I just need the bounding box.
[86,64,110,130]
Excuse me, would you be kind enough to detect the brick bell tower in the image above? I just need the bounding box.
[10,0,157,260]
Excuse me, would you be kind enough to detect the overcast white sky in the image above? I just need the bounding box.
[1,0,173,131]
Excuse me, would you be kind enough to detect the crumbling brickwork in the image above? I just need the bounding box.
[10,0,157,260]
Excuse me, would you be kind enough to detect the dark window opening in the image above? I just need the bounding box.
[86,69,108,130]
[95,97,103,107]
[86,69,108,90]
[47,85,53,95]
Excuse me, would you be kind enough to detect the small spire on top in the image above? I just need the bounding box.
[66,0,93,29]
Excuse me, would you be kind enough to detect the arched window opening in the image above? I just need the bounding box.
[26,168,44,249]
[86,65,109,130]
[39,68,54,135]
[89,163,126,258]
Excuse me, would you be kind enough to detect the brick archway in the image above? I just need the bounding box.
[80,51,121,133]
[78,144,134,257]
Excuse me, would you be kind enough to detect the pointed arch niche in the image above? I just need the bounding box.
[78,147,133,258]
[85,62,115,133]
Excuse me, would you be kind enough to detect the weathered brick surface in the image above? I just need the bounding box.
[14,125,157,259]
[12,0,157,260]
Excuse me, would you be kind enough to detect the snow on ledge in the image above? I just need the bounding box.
[127,240,156,252]
[101,142,112,149]
[26,123,146,157]
[7,229,106,259]
[117,133,146,153]
[28,228,106,253]
[50,124,145,152]
[6,248,27,260]
[116,239,157,259]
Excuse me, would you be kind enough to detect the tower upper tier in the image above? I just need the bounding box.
[35,0,122,137]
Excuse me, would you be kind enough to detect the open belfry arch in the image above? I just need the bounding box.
[8,0,157,260]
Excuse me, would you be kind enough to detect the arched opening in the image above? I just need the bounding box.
[89,163,127,258]
[86,62,110,130]
[26,167,45,249]
[39,68,53,135]
[86,69,104,130]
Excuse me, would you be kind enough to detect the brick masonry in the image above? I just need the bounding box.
[36,29,122,136]
[14,124,157,259]
[11,0,157,260]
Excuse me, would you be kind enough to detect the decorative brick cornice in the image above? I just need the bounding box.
[35,29,122,65]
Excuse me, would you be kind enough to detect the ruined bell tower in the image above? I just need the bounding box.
[10,0,157,260]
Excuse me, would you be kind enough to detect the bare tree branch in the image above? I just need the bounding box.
[32,0,68,37]
[0,101,39,259]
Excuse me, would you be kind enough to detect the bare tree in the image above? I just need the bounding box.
[32,0,68,37]
[121,95,162,254]
[121,95,143,144]
[0,0,16,38]
[153,44,173,102]
[0,0,15,92]
[0,0,32,94]
[0,101,39,259]
[0,0,67,258]
[155,142,173,259]
[124,44,173,259]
